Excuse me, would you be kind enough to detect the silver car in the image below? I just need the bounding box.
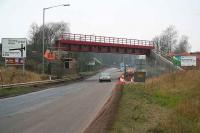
[99,72,111,82]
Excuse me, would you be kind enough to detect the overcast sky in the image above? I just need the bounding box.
[0,0,199,52]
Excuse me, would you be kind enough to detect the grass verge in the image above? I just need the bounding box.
[84,84,122,133]
[110,70,200,133]
[0,67,47,84]
[0,70,98,99]
[0,87,38,98]
[79,71,99,77]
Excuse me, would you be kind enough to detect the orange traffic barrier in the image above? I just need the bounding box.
[118,74,126,85]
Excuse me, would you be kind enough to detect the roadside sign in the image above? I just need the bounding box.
[181,56,196,66]
[137,55,146,60]
[134,71,146,82]
[172,56,181,66]
[88,60,95,66]
[5,58,24,65]
[2,38,27,58]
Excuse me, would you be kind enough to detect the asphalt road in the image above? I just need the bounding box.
[0,68,121,133]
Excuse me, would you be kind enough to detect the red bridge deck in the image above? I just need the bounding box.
[54,33,155,55]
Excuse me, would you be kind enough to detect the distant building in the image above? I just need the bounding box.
[190,52,200,70]
[168,52,190,57]
[50,58,77,78]
[44,50,78,78]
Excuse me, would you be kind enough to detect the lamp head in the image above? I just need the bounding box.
[63,4,70,6]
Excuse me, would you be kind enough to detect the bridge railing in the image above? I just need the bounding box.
[60,33,155,47]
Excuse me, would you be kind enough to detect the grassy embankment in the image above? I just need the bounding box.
[0,67,47,98]
[0,67,98,98]
[0,67,45,84]
[110,70,200,133]
[79,71,99,77]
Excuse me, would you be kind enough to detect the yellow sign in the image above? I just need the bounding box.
[134,71,146,82]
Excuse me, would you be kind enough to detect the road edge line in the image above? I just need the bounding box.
[83,83,123,133]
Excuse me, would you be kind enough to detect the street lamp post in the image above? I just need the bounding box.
[42,4,70,74]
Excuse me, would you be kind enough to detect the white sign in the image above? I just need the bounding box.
[2,38,27,58]
[137,55,146,60]
[88,60,95,66]
[181,56,196,66]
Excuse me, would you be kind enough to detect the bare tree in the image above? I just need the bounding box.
[26,22,70,73]
[152,36,161,54]
[45,22,70,46]
[28,23,40,45]
[153,25,178,56]
[175,35,190,53]
[28,22,70,47]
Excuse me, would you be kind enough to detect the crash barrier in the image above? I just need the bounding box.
[0,76,82,89]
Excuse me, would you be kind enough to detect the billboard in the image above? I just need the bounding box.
[2,38,27,58]
[181,56,196,66]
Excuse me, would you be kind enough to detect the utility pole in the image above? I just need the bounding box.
[42,4,70,74]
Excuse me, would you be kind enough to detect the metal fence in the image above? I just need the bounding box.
[146,50,183,78]
[61,33,155,47]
